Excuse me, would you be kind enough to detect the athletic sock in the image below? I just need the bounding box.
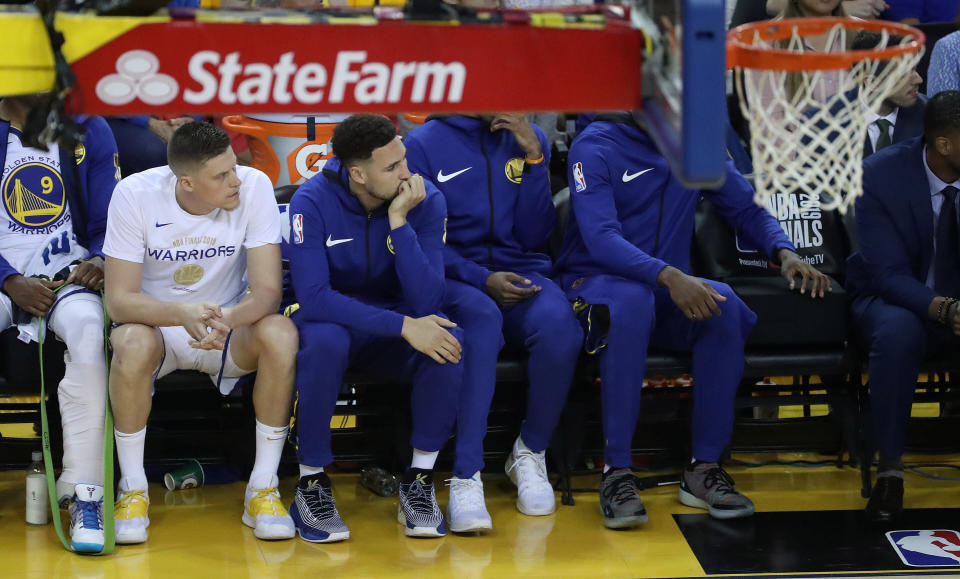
[410,448,439,471]
[878,457,905,479]
[299,464,324,478]
[249,419,288,490]
[115,427,148,491]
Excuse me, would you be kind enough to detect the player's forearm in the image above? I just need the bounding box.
[105,290,187,326]
[222,287,282,328]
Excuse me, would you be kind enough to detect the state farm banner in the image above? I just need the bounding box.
[67,21,642,115]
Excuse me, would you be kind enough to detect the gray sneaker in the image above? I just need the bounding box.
[599,468,648,529]
[679,461,755,520]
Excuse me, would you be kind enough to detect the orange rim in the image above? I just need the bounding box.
[727,17,925,71]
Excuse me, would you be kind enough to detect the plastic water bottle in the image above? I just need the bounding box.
[26,451,48,525]
[360,466,399,497]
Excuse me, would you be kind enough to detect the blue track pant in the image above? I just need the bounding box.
[293,313,464,468]
[562,274,756,468]
[444,273,583,478]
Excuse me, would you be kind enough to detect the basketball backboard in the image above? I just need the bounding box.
[633,0,727,188]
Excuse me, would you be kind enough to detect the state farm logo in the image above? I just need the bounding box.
[96,50,179,106]
[94,49,466,108]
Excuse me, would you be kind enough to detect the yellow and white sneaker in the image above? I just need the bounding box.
[243,479,295,540]
[115,487,150,544]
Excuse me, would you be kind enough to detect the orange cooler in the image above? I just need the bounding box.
[221,114,349,187]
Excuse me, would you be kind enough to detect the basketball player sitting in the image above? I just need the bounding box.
[0,95,119,552]
[102,121,297,544]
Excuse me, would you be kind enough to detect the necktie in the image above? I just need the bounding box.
[874,118,893,151]
[934,185,960,296]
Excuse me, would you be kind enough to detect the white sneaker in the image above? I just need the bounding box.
[69,484,105,553]
[446,473,492,533]
[243,476,295,540]
[115,483,150,545]
[505,436,556,516]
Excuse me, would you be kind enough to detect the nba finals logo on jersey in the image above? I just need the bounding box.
[3,162,66,231]
[887,530,960,567]
[74,144,86,165]
[504,158,525,185]
[573,162,587,192]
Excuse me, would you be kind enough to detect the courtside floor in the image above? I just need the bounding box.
[0,453,959,578]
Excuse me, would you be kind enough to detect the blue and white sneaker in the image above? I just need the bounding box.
[290,474,350,543]
[69,483,105,553]
[398,468,446,538]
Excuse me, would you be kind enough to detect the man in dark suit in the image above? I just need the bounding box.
[847,90,960,522]
[854,31,926,158]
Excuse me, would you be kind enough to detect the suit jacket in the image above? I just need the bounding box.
[846,136,940,317]
[863,94,928,158]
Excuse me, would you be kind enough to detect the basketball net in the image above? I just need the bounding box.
[729,18,924,215]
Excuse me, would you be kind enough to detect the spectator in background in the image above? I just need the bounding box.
[881,0,960,24]
[108,116,250,180]
[753,0,886,24]
[748,0,853,125]
[105,115,193,178]
[927,31,960,97]
[853,31,926,158]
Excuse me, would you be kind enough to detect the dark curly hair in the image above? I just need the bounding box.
[925,91,960,148]
[331,115,398,166]
[167,121,232,176]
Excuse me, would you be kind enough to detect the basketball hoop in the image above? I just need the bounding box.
[728,18,925,214]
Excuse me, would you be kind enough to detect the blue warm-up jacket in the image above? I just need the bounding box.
[0,116,119,285]
[287,157,448,337]
[404,115,554,290]
[555,115,794,283]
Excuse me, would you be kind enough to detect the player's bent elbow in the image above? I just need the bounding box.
[104,293,127,323]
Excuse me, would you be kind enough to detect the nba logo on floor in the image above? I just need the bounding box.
[886,530,960,567]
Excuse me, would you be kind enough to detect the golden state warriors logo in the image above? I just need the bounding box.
[173,264,204,285]
[386,235,395,255]
[3,163,66,228]
[504,158,525,185]
[74,144,86,165]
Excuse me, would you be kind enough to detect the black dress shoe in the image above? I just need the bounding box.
[865,476,904,522]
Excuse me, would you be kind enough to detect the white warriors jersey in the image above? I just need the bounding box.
[1,128,88,276]
[102,165,281,307]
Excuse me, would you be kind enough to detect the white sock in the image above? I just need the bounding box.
[115,427,148,491]
[410,448,439,470]
[299,465,324,478]
[249,419,288,490]
[602,464,611,474]
[59,362,107,486]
